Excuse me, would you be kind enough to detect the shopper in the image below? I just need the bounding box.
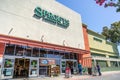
[65,66,70,78]
[78,62,82,75]
[96,63,102,76]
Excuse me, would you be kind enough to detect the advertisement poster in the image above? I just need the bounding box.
[39,59,55,66]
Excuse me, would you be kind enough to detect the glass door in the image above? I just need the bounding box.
[29,59,38,77]
[61,60,66,74]
[1,57,15,79]
[73,61,78,74]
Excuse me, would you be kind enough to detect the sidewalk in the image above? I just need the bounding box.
[11,71,120,80]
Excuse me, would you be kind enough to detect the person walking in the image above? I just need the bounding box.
[65,65,70,78]
[96,63,102,76]
[78,62,82,75]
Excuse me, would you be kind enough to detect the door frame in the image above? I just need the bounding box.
[29,57,39,77]
[1,56,15,79]
[61,59,78,74]
[14,57,31,78]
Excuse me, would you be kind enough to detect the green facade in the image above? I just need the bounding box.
[88,29,119,67]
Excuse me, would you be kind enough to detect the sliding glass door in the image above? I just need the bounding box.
[29,58,39,77]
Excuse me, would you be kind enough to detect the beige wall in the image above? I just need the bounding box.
[0,0,85,49]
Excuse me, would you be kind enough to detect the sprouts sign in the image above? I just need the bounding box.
[34,7,69,28]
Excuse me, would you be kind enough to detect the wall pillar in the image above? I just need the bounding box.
[106,55,111,67]
[107,60,111,67]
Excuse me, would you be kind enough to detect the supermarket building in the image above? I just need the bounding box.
[87,29,120,68]
[0,0,91,79]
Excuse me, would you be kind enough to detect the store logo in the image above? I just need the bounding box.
[41,59,48,64]
[34,7,69,28]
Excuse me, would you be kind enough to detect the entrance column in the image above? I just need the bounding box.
[106,55,111,67]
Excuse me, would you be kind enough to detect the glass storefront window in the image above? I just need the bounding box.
[4,44,15,55]
[4,59,13,68]
[40,49,47,58]
[31,60,37,68]
[61,61,66,73]
[74,53,78,59]
[74,61,77,68]
[55,59,60,65]
[62,61,65,67]
[54,51,60,58]
[32,48,39,57]
[3,69,13,76]
[3,59,14,77]
[39,66,48,76]
[60,52,65,59]
[30,60,37,75]
[24,46,32,57]
[65,53,70,59]
[30,69,37,75]
[70,53,74,59]
[47,50,54,58]
[15,45,25,56]
[73,61,78,74]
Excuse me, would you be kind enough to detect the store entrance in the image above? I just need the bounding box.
[13,58,30,78]
[66,61,74,74]
[61,60,78,74]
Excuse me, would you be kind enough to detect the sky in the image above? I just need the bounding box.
[57,0,120,54]
[57,0,120,33]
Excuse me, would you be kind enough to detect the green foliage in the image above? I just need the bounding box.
[102,21,120,45]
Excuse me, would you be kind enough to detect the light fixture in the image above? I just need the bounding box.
[78,44,80,48]
[26,35,29,38]
[63,40,65,46]
[41,35,44,42]
[8,28,13,35]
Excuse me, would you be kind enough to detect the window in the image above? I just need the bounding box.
[54,51,60,58]
[60,52,65,59]
[4,59,13,68]
[74,53,78,60]
[15,45,25,56]
[32,48,39,57]
[70,53,74,59]
[40,49,47,58]
[47,50,54,58]
[93,37,102,43]
[24,46,32,57]
[4,44,15,55]
[3,59,14,77]
[64,52,70,59]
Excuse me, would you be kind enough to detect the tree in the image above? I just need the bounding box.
[95,0,120,12]
[102,21,120,45]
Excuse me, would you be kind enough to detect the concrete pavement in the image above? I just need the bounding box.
[8,71,120,80]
